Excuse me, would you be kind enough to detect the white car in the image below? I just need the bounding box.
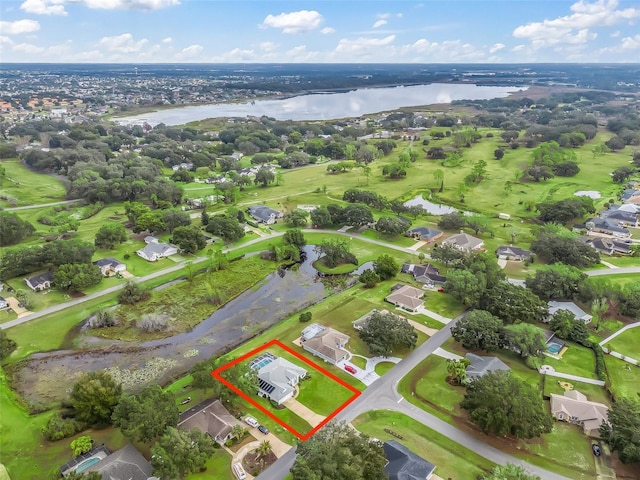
[244,416,259,428]
[233,462,247,479]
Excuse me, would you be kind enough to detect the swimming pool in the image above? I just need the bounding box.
[250,352,276,370]
[547,342,563,354]
[75,456,102,473]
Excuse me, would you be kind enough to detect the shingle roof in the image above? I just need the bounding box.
[385,285,424,310]
[465,353,510,379]
[383,440,436,480]
[496,245,532,258]
[257,357,307,403]
[548,301,592,322]
[442,233,484,251]
[85,444,153,480]
[550,390,609,433]
[407,226,442,240]
[302,326,350,362]
[248,205,281,222]
[26,271,53,287]
[178,399,243,442]
[93,257,124,268]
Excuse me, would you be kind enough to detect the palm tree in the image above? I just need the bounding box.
[433,169,444,192]
[446,358,470,386]
[231,424,248,442]
[256,440,272,459]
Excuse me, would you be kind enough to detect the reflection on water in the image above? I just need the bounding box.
[404,194,471,216]
[117,83,524,126]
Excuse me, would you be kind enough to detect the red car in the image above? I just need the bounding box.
[344,365,357,374]
[437,288,445,293]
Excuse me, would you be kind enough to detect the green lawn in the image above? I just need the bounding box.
[606,326,640,362]
[247,395,312,440]
[187,448,234,480]
[374,361,396,376]
[0,158,67,208]
[542,375,609,406]
[604,355,640,400]
[353,410,495,480]
[543,342,598,380]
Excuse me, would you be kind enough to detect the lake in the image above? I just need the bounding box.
[404,194,471,216]
[116,83,524,126]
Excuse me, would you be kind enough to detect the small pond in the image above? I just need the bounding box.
[574,190,601,199]
[403,194,470,216]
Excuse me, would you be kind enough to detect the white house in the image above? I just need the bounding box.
[93,258,127,276]
[136,238,178,262]
[547,301,593,324]
[250,353,307,405]
[300,324,350,365]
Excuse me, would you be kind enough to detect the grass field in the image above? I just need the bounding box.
[543,342,598,380]
[374,361,396,376]
[604,354,640,400]
[187,449,234,480]
[353,410,495,480]
[605,326,640,362]
[542,375,610,405]
[0,158,67,208]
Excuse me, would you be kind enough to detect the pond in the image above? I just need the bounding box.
[403,194,471,216]
[574,190,601,199]
[14,246,331,404]
[116,83,524,126]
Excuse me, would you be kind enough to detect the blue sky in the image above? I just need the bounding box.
[1,0,639,63]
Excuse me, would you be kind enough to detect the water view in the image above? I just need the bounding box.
[116,83,525,126]
[404,194,471,216]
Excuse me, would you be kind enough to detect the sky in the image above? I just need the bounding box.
[1,0,639,63]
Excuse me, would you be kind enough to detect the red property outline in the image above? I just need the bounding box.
[211,339,361,441]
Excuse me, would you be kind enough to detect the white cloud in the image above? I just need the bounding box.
[20,0,180,15]
[513,0,640,49]
[285,45,318,61]
[162,37,172,43]
[259,41,278,51]
[20,0,67,16]
[335,35,396,57]
[610,30,620,37]
[401,38,484,61]
[0,19,40,35]
[512,44,526,52]
[212,47,256,62]
[621,34,640,49]
[372,19,387,28]
[489,42,505,53]
[13,42,45,54]
[98,33,148,53]
[261,10,323,34]
[176,44,202,59]
[320,26,335,34]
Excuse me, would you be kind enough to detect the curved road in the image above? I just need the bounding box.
[3,198,83,211]
[257,314,572,480]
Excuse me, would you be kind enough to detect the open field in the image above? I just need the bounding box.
[353,410,495,480]
[605,326,640,361]
[542,375,610,405]
[542,342,598,380]
[604,354,640,400]
[0,158,67,208]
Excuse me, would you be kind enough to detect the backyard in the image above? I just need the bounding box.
[604,326,640,362]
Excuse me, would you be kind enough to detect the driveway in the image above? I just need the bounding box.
[4,297,31,317]
[408,240,428,251]
[407,319,438,336]
[282,398,325,427]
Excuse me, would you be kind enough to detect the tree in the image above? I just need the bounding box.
[112,385,179,442]
[291,422,387,480]
[256,440,272,459]
[430,243,465,267]
[283,228,306,248]
[0,330,17,360]
[531,229,599,268]
[504,323,547,358]
[298,311,313,323]
[201,210,209,226]
[70,371,122,427]
[310,206,332,227]
[151,427,215,480]
[619,282,640,319]
[162,210,191,233]
[446,358,470,386]
[465,214,489,236]
[536,198,593,223]
[0,212,35,246]
[444,269,487,307]
[451,310,505,352]
[494,149,505,160]
[479,283,548,324]
[54,263,103,292]
[64,470,102,480]
[433,168,444,191]
[461,370,553,438]
[373,254,399,281]
[342,204,374,226]
[254,166,275,187]
[359,269,380,288]
[525,264,586,300]
[481,464,541,480]
[205,216,245,243]
[382,163,407,178]
[375,217,407,237]
[94,222,128,250]
[172,225,206,254]
[285,209,308,227]
[549,310,589,345]
[70,436,93,457]
[358,310,417,357]
[135,211,166,234]
[315,239,358,268]
[118,281,150,304]
[600,397,640,464]
[231,424,249,442]
[437,212,466,231]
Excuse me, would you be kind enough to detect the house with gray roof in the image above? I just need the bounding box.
[464,353,510,380]
[247,205,282,224]
[385,285,425,313]
[585,218,631,238]
[136,238,178,262]
[383,440,436,480]
[600,206,639,227]
[406,226,443,242]
[178,398,244,444]
[442,232,484,252]
[61,444,154,480]
[25,271,53,291]
[401,263,447,286]
[587,237,632,256]
[496,245,532,261]
[547,301,592,324]
[93,258,126,276]
[550,390,609,437]
[300,324,350,365]
[251,353,306,405]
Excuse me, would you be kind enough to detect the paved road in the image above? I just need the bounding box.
[584,267,640,276]
[3,198,83,211]
[257,314,573,480]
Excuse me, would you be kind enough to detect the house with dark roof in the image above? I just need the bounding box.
[401,263,447,286]
[178,398,244,444]
[383,440,436,480]
[584,218,631,238]
[587,237,632,256]
[60,444,154,480]
[385,285,425,313]
[136,237,178,262]
[464,353,510,380]
[300,324,350,365]
[442,233,484,252]
[247,205,282,224]
[600,207,639,227]
[250,353,306,405]
[0,297,7,309]
[93,258,127,276]
[25,271,53,291]
[496,245,532,261]
[406,226,443,242]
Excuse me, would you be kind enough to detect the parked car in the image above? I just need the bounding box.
[258,425,269,435]
[233,462,247,479]
[592,444,601,456]
[344,365,357,374]
[437,288,445,293]
[244,416,259,428]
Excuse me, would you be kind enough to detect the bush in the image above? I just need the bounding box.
[87,309,116,328]
[42,414,85,441]
[118,281,150,305]
[138,313,169,332]
[225,439,233,447]
[590,342,608,381]
[299,312,312,323]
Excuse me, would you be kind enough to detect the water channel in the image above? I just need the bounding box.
[116,83,524,126]
[15,247,334,405]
